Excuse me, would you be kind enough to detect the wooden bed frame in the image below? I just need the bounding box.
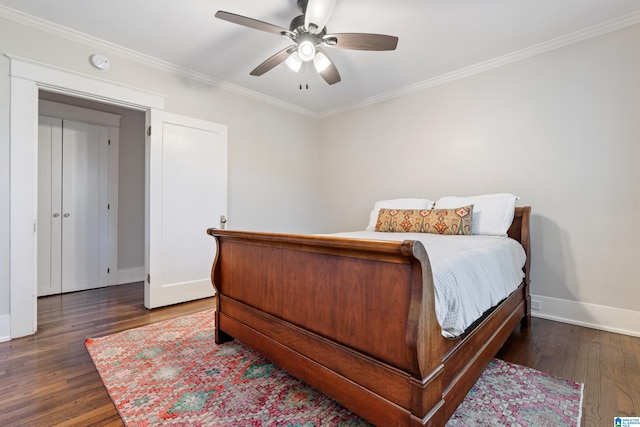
[207,206,531,426]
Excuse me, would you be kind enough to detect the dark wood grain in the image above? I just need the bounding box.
[497,318,640,426]
[206,207,532,426]
[0,283,638,425]
[0,283,215,426]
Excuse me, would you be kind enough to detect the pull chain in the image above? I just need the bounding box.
[299,62,310,90]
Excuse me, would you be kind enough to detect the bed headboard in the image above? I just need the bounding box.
[507,206,531,282]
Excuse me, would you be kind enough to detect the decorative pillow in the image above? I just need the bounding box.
[365,198,434,231]
[434,193,518,236]
[375,206,473,235]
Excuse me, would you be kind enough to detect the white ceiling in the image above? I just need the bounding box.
[2,0,640,115]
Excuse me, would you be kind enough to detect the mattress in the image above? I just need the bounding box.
[327,231,527,338]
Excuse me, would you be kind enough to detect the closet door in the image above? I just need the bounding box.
[60,120,111,293]
[37,116,63,296]
[37,117,112,296]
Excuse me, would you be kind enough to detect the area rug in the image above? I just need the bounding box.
[85,309,583,426]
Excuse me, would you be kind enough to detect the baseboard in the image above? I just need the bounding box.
[117,266,145,285]
[0,314,10,342]
[531,294,640,338]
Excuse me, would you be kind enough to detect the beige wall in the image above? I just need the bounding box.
[318,25,640,322]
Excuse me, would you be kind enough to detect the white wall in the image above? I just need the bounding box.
[317,24,640,335]
[0,17,321,325]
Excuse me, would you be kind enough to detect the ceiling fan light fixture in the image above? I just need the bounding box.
[313,51,331,73]
[297,39,316,61]
[215,3,398,86]
[285,51,303,72]
[323,36,338,46]
[304,0,337,34]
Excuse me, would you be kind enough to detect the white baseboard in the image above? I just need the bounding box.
[0,314,10,342]
[531,294,640,338]
[117,266,145,285]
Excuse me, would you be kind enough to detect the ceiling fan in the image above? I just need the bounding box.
[215,0,399,85]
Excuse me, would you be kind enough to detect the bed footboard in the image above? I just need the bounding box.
[206,206,531,426]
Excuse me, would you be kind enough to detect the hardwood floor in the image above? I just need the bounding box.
[0,283,215,426]
[0,282,638,426]
[496,317,640,426]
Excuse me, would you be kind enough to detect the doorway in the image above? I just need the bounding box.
[9,57,227,339]
[37,95,134,296]
[8,60,165,338]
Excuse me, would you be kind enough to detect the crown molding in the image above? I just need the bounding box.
[2,5,639,119]
[317,10,640,118]
[0,4,317,117]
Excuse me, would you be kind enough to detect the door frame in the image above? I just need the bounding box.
[8,55,165,338]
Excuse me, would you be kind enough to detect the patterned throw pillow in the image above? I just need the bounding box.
[375,206,473,235]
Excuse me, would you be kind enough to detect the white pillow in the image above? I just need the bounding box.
[434,193,519,236]
[366,198,434,231]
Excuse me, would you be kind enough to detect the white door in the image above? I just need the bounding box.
[37,117,113,296]
[146,110,227,308]
[61,120,111,293]
[37,116,63,296]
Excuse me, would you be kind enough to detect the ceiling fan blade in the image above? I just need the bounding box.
[250,46,297,76]
[324,33,399,51]
[315,48,341,85]
[304,0,337,33]
[215,11,288,36]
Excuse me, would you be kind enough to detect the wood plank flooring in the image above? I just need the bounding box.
[1,282,638,426]
[0,283,215,426]
[496,316,640,426]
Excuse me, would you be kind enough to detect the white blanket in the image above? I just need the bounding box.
[327,231,526,338]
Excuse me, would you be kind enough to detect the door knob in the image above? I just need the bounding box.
[53,213,60,218]
[63,213,70,218]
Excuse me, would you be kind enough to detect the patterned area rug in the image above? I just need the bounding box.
[85,309,583,426]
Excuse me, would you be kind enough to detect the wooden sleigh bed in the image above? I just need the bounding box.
[206,206,531,426]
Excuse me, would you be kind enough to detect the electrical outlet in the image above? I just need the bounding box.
[531,299,541,311]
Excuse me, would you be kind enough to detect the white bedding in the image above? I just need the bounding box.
[327,231,526,338]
